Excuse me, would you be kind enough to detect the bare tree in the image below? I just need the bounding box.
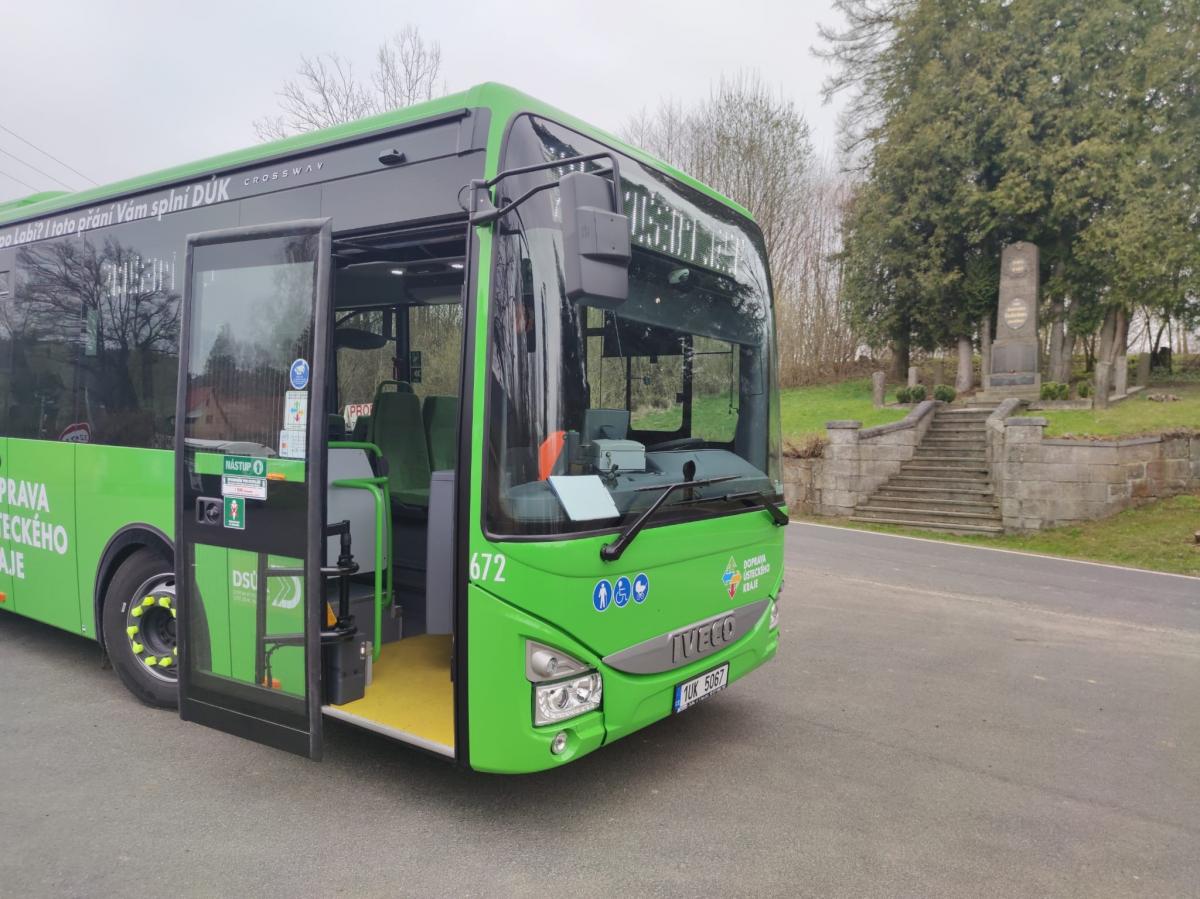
[254,25,445,141]
[374,27,444,111]
[778,163,862,385]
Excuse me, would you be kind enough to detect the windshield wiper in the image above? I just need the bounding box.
[600,475,738,562]
[668,488,791,526]
[722,490,790,527]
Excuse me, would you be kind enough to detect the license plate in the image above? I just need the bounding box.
[673,663,729,713]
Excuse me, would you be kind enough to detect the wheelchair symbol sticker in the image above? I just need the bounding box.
[613,576,632,607]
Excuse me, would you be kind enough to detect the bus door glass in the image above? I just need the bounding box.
[0,293,10,612]
[175,220,332,759]
[0,433,8,613]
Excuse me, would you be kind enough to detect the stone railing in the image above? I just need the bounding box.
[987,409,1199,531]
[791,400,939,517]
[984,398,1025,499]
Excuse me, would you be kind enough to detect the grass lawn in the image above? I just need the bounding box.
[811,492,1200,576]
[634,392,741,440]
[778,378,908,444]
[639,374,1196,445]
[636,377,910,445]
[1041,383,1200,438]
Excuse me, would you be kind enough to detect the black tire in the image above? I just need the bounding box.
[102,548,178,709]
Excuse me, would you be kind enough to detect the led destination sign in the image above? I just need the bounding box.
[532,118,753,283]
[622,180,745,280]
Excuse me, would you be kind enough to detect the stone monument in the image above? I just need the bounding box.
[984,241,1040,400]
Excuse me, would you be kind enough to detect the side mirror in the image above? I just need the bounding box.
[560,171,631,308]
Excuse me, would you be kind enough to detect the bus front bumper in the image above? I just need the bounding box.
[467,585,780,774]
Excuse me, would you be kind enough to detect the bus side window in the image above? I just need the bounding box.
[0,251,14,436]
[7,240,82,440]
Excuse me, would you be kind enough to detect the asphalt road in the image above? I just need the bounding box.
[1,523,1197,897]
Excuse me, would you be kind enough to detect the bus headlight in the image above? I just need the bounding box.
[525,640,602,726]
[769,598,780,630]
[534,672,603,726]
[526,640,588,682]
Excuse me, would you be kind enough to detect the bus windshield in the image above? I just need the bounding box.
[486,115,782,537]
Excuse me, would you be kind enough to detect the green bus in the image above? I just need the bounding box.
[0,83,785,772]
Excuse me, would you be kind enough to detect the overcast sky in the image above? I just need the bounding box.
[0,0,845,204]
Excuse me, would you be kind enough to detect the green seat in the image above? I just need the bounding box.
[370,387,431,509]
[422,396,458,471]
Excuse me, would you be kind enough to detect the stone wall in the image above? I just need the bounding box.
[787,401,938,517]
[782,457,816,515]
[987,408,1199,531]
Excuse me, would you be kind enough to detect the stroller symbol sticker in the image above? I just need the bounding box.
[289,358,310,390]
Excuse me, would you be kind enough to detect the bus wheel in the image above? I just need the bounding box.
[102,549,178,709]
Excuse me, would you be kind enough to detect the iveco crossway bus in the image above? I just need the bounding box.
[0,83,785,772]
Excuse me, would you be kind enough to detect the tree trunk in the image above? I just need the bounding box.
[980,315,992,390]
[1152,317,1167,356]
[1058,332,1077,383]
[955,335,973,392]
[1115,307,1130,396]
[1094,361,1111,409]
[1093,306,1125,409]
[1047,288,1077,383]
[889,331,910,382]
[1048,296,1065,383]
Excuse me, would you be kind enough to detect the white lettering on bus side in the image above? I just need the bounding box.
[115,200,149,223]
[0,173,236,248]
[150,188,190,222]
[190,179,230,207]
[0,547,25,579]
[0,478,52,513]
[243,161,325,187]
[0,479,70,565]
[0,514,71,557]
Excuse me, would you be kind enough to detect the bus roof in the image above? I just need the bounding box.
[0,83,754,231]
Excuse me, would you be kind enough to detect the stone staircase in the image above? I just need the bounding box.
[851,406,1003,534]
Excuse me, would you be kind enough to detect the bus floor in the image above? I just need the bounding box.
[323,634,454,757]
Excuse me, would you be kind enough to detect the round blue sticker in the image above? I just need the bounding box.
[289,358,310,390]
[613,576,632,607]
[592,579,613,612]
[633,572,649,603]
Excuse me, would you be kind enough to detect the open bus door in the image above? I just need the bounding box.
[174,221,333,759]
